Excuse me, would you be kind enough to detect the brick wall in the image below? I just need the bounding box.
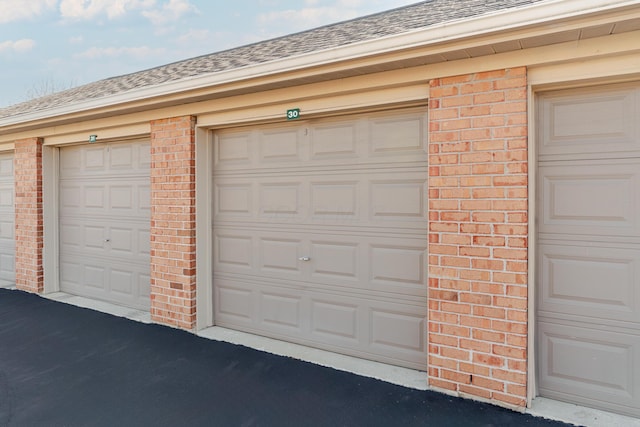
[150,116,197,330]
[14,137,44,293]
[427,68,528,407]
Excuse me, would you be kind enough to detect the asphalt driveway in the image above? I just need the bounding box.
[0,288,572,426]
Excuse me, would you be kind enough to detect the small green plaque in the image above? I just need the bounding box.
[286,108,301,120]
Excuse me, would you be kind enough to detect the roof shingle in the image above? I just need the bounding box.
[0,0,544,120]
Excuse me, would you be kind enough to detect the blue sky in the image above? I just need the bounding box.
[0,0,417,107]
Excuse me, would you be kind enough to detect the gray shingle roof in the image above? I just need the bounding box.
[0,0,544,120]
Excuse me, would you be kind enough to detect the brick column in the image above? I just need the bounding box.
[14,137,44,293]
[428,68,528,407]
[150,116,197,330]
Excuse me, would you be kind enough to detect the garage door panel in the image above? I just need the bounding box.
[214,111,428,174]
[260,238,303,274]
[538,85,639,159]
[59,184,82,209]
[262,182,303,217]
[110,143,141,169]
[216,171,427,229]
[259,128,303,163]
[369,174,428,225]
[311,123,358,159]
[139,274,150,298]
[370,179,425,220]
[215,183,253,217]
[369,113,426,155]
[113,182,148,214]
[0,183,13,208]
[61,181,148,215]
[215,233,254,270]
[215,275,427,369]
[60,148,81,172]
[138,185,151,211]
[370,244,426,290]
[216,227,426,297]
[85,185,108,209]
[0,254,14,277]
[137,142,151,167]
[85,146,108,170]
[311,181,358,219]
[215,131,252,166]
[61,256,149,306]
[0,155,12,176]
[538,321,639,414]
[261,292,303,331]
[0,153,14,288]
[0,153,14,287]
[0,220,14,242]
[109,268,134,294]
[59,223,84,250]
[85,264,106,289]
[213,109,427,369]
[310,241,359,280]
[537,83,640,416]
[216,282,254,321]
[84,225,107,250]
[110,185,135,209]
[62,143,150,176]
[311,299,359,341]
[539,243,640,322]
[109,226,140,255]
[59,141,150,310]
[60,260,81,284]
[370,308,426,353]
[539,161,640,237]
[61,220,149,259]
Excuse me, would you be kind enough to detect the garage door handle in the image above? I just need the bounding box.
[298,256,311,262]
[104,239,110,242]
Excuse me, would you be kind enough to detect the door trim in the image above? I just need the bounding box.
[196,127,214,330]
[43,144,59,294]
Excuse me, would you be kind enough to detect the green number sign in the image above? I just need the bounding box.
[286,108,301,120]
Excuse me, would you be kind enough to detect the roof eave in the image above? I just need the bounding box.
[0,0,637,129]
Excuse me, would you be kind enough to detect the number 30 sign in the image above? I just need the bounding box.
[286,108,301,120]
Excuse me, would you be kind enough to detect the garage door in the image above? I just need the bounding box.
[212,109,428,370]
[0,152,14,288]
[59,141,151,310]
[537,82,640,416]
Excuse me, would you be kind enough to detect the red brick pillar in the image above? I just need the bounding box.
[14,137,44,293]
[428,68,528,407]
[150,116,197,330]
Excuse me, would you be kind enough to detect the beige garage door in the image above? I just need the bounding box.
[59,141,151,310]
[0,153,14,288]
[537,82,640,417]
[212,108,428,370]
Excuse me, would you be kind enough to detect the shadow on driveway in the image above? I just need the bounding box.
[0,289,573,427]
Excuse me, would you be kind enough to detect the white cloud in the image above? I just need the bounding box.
[142,0,197,26]
[69,35,84,44]
[0,0,56,23]
[74,45,165,59]
[59,0,155,20]
[0,39,36,53]
[58,0,196,26]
